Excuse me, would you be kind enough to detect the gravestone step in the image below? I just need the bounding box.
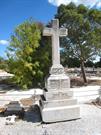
[41,105,80,123]
[44,91,73,100]
[41,98,77,108]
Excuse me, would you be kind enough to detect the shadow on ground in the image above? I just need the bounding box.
[23,105,42,123]
[0,84,20,93]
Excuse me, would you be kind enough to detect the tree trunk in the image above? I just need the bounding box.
[80,61,87,84]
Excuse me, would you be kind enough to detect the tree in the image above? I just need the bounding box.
[85,60,94,67]
[95,58,101,67]
[56,3,101,83]
[6,19,51,89]
[61,52,80,67]
[0,56,8,70]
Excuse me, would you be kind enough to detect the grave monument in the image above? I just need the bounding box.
[40,19,80,122]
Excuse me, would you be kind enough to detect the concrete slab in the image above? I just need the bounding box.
[41,105,80,123]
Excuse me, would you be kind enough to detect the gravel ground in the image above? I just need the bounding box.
[0,104,101,135]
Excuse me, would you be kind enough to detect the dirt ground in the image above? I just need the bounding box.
[70,77,101,87]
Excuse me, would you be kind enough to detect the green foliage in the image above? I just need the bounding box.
[7,19,51,89]
[94,58,101,67]
[0,56,8,70]
[56,3,101,83]
[61,50,80,67]
[85,60,94,67]
[56,3,101,62]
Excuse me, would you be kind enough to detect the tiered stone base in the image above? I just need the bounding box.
[40,95,80,122]
[40,73,80,123]
[40,104,80,122]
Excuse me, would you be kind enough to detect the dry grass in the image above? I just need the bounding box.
[20,96,35,107]
[71,77,101,87]
[0,107,6,113]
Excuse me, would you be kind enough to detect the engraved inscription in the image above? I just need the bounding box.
[50,80,60,89]
[61,79,68,88]
[50,68,64,75]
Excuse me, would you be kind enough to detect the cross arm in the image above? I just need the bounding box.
[43,27,53,36]
[59,28,68,37]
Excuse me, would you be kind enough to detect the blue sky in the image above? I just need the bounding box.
[0,0,101,61]
[0,0,57,58]
[49,0,101,7]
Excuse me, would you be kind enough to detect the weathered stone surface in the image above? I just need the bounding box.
[46,74,70,92]
[43,19,67,66]
[41,105,80,123]
[50,64,64,75]
[40,19,80,123]
[41,98,77,108]
[44,91,73,101]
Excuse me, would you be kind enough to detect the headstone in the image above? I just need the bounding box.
[40,19,80,122]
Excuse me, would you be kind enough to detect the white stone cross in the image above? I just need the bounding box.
[43,19,67,66]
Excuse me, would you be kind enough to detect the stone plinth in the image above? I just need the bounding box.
[46,74,70,91]
[40,74,80,122]
[40,104,80,123]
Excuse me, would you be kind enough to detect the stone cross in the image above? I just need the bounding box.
[43,19,67,66]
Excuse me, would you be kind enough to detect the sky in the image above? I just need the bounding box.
[49,0,101,7]
[0,0,57,58]
[0,0,101,61]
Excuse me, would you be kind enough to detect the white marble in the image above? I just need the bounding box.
[46,74,70,92]
[41,98,77,108]
[40,19,80,123]
[41,105,80,123]
[44,91,73,100]
[43,19,67,67]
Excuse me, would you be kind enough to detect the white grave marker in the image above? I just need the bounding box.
[40,19,80,123]
[43,19,67,74]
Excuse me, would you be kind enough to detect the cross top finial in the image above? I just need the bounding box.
[43,19,67,73]
[52,19,59,29]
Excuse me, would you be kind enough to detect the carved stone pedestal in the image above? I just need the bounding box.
[40,72,80,123]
